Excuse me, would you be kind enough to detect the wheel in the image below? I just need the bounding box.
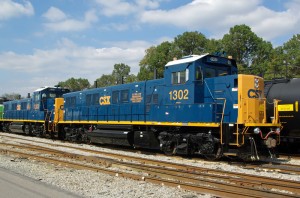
[163,141,176,156]
[203,143,223,160]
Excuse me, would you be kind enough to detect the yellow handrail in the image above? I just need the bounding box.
[216,98,226,144]
[273,99,280,124]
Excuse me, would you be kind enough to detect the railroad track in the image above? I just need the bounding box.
[280,153,300,160]
[242,161,300,175]
[1,133,300,175]
[0,134,299,197]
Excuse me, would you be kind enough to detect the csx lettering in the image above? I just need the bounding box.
[248,89,262,98]
[169,89,189,100]
[99,96,111,105]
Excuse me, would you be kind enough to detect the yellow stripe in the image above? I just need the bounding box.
[1,119,281,128]
[0,119,45,123]
[296,101,298,112]
[245,123,281,127]
[59,120,220,127]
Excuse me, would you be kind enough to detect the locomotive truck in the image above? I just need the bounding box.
[0,54,281,160]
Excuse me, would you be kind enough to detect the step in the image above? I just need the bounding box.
[223,152,237,156]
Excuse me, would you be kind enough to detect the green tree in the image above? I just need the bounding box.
[138,42,174,80]
[282,34,300,78]
[1,93,21,100]
[94,74,116,87]
[58,78,90,91]
[173,31,208,56]
[263,46,286,79]
[94,63,136,87]
[138,46,156,81]
[250,39,274,77]
[206,39,223,54]
[125,74,138,83]
[222,25,261,67]
[222,24,275,77]
[112,63,131,84]
[138,32,211,80]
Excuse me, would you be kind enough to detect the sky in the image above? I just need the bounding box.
[0,0,300,97]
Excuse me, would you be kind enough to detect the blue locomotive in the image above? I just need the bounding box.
[1,87,69,135]
[1,54,281,160]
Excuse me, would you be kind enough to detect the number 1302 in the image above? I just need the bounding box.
[169,89,189,100]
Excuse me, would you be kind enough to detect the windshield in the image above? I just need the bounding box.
[204,67,229,78]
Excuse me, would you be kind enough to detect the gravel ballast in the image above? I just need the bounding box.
[0,134,210,198]
[0,133,299,197]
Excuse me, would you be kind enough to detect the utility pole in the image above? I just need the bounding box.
[283,60,287,79]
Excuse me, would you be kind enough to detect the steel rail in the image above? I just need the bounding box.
[0,142,299,197]
[0,148,267,198]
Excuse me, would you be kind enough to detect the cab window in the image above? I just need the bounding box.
[49,93,57,98]
[205,68,216,78]
[34,93,40,102]
[172,70,188,84]
[112,91,119,104]
[217,70,228,76]
[196,67,203,80]
[121,90,129,103]
[205,68,229,78]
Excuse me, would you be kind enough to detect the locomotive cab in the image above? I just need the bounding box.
[164,54,238,103]
[31,87,69,122]
[32,87,69,111]
[162,54,238,123]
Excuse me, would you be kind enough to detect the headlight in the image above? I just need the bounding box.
[254,78,259,89]
[254,127,261,134]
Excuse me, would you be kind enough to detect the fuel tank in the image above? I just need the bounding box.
[265,78,300,139]
[87,125,134,146]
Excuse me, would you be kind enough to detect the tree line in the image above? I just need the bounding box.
[2,24,300,98]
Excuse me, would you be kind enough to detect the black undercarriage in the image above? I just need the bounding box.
[0,122,277,161]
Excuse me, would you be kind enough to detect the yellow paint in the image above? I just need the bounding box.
[169,89,189,100]
[278,104,294,112]
[245,123,281,127]
[237,75,266,124]
[99,96,111,105]
[296,101,298,112]
[259,103,265,111]
[58,120,220,127]
[54,98,64,122]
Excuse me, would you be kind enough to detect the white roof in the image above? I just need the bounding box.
[34,86,55,92]
[165,53,209,67]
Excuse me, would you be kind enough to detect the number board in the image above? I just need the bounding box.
[169,89,189,101]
